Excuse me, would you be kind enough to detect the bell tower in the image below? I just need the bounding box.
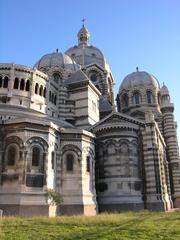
[160,84,180,207]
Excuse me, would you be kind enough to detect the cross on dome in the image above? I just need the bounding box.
[82,18,86,27]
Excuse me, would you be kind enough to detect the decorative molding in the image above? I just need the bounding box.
[25,136,49,151]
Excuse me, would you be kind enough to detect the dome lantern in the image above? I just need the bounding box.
[77,22,90,46]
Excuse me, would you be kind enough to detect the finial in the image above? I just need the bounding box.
[163,82,165,86]
[136,67,139,72]
[56,48,59,53]
[82,18,86,27]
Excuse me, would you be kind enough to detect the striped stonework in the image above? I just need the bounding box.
[142,112,172,211]
[161,105,180,207]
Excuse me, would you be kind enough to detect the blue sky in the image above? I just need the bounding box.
[1,0,180,141]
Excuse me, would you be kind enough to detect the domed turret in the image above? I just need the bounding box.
[160,83,169,96]
[160,83,172,109]
[117,69,161,118]
[34,51,80,72]
[120,69,160,91]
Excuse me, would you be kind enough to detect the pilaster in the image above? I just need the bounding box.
[7,63,15,99]
[30,70,36,99]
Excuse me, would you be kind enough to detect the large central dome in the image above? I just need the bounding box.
[120,70,160,91]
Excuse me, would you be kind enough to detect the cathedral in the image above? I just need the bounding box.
[0,24,180,217]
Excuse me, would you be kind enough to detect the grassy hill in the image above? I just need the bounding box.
[0,211,180,240]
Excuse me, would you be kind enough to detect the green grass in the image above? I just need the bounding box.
[0,211,180,240]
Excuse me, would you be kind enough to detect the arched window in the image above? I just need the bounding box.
[107,143,116,154]
[54,95,57,105]
[80,33,84,41]
[32,147,40,166]
[133,92,141,104]
[86,156,90,172]
[51,93,54,103]
[147,91,153,104]
[53,73,61,83]
[7,146,16,166]
[39,85,43,96]
[25,80,30,91]
[35,83,39,94]
[122,93,128,107]
[90,74,97,82]
[120,143,129,155]
[51,151,55,170]
[0,76,2,87]
[43,87,46,98]
[3,76,9,88]
[14,78,19,89]
[66,154,74,171]
[20,79,25,90]
[49,91,51,101]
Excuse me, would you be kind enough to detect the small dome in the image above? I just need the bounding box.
[34,52,79,71]
[120,70,160,91]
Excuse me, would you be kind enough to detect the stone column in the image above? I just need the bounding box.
[43,152,48,188]
[56,151,61,192]
[30,70,36,98]
[23,150,29,188]
[18,150,23,184]
[9,63,15,91]
[22,151,28,185]
[7,63,15,101]
[0,150,4,185]
[92,158,96,196]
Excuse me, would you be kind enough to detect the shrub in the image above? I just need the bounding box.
[45,189,63,206]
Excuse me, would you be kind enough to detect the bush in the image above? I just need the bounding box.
[45,189,63,206]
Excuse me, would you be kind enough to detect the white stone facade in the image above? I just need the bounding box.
[0,25,180,216]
